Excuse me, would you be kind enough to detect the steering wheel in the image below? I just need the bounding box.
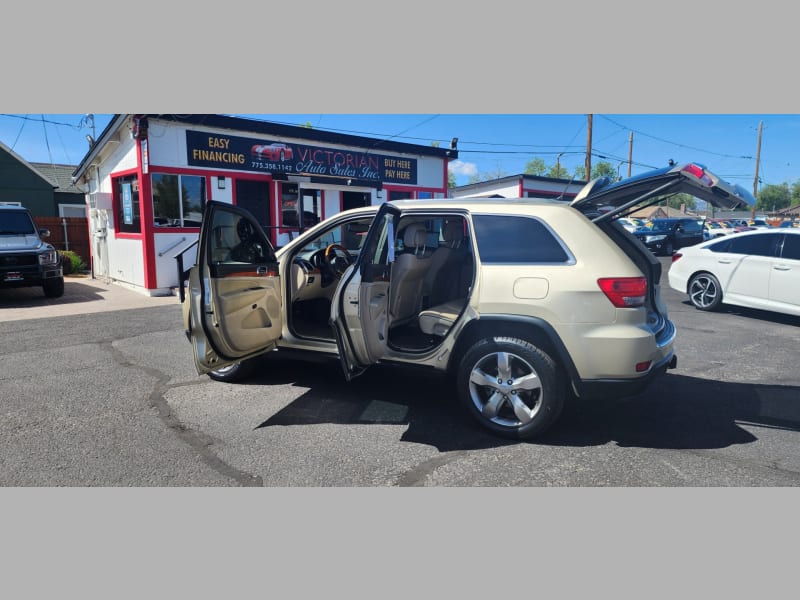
[323,244,353,277]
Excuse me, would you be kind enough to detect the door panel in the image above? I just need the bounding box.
[769,261,800,313]
[726,255,772,306]
[189,201,281,375]
[331,203,399,379]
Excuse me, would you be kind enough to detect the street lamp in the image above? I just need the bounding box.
[556,153,564,177]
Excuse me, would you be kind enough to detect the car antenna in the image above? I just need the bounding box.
[556,172,578,202]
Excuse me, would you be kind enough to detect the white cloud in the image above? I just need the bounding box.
[448,160,478,177]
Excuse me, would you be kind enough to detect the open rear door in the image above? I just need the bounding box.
[571,162,756,220]
[188,200,282,375]
[330,203,400,380]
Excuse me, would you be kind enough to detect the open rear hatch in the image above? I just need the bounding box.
[570,162,755,218]
[570,162,755,335]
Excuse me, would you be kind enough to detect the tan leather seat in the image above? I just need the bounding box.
[421,218,468,308]
[389,223,430,324]
[418,300,464,336]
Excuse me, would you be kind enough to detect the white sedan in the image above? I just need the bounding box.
[668,229,800,317]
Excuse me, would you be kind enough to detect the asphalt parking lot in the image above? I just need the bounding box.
[1,259,799,486]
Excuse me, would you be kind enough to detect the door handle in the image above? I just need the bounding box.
[773,265,791,271]
[256,266,267,275]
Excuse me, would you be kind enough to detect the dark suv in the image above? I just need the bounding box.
[633,217,704,256]
[0,204,64,298]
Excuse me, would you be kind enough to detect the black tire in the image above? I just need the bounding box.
[43,277,64,298]
[208,358,258,382]
[664,240,674,256]
[455,337,565,440]
[688,272,723,311]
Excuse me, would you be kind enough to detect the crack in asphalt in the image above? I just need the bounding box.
[103,341,264,487]
[395,451,471,486]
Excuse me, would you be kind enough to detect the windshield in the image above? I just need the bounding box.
[0,211,36,235]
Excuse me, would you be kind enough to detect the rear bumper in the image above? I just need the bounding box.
[575,351,677,399]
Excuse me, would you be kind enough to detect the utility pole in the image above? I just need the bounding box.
[627,131,633,178]
[753,120,763,219]
[585,114,593,181]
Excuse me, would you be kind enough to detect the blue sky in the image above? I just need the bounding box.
[2,113,798,191]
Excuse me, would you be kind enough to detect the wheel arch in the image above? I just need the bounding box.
[447,315,580,387]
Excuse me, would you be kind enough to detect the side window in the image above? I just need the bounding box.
[780,234,800,260]
[683,220,701,232]
[708,238,732,253]
[152,173,206,228]
[209,209,275,266]
[728,234,780,257]
[473,215,572,264]
[114,174,141,234]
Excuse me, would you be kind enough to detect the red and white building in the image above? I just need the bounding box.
[72,114,456,296]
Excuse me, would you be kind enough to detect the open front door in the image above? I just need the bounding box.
[330,203,400,380]
[188,200,282,375]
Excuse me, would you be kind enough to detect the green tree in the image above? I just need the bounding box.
[790,181,800,206]
[662,193,697,211]
[469,165,507,184]
[757,183,791,212]
[546,164,570,179]
[524,157,548,176]
[574,160,618,182]
[448,170,456,189]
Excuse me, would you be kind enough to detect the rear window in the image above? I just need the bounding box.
[473,215,572,264]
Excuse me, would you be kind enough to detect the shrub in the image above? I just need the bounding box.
[58,250,86,275]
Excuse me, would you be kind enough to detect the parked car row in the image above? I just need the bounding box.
[618,213,794,258]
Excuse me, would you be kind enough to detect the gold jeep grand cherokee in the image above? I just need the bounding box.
[181,163,753,440]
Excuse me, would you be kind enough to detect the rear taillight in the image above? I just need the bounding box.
[597,277,647,308]
[680,163,713,186]
[671,252,683,263]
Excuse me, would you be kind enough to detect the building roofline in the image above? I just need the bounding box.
[453,173,586,192]
[1,139,58,189]
[73,114,457,182]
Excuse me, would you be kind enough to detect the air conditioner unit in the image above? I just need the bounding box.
[89,192,113,210]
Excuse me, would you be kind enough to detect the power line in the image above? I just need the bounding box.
[1,113,84,130]
[597,114,754,160]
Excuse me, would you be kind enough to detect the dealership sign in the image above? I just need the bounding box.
[186,130,417,185]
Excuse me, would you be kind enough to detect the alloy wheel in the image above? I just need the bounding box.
[467,351,544,428]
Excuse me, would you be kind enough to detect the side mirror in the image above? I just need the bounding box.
[38,228,51,238]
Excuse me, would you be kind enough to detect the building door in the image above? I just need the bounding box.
[235,179,271,230]
[343,191,370,211]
